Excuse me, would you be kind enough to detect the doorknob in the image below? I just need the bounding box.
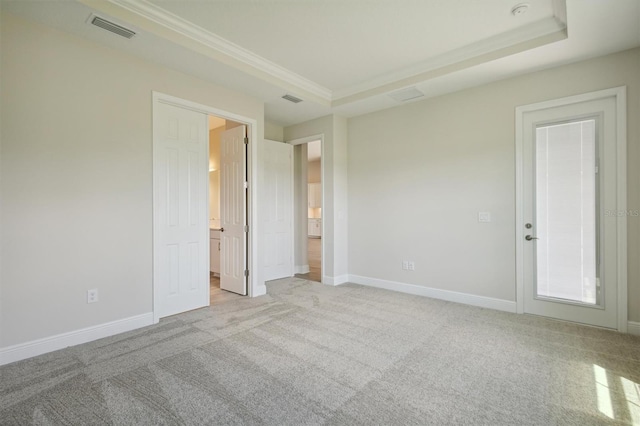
[525,235,538,241]
[220,227,224,232]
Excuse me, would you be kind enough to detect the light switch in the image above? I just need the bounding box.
[478,212,491,223]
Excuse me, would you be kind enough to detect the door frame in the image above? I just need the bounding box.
[288,134,325,284]
[152,91,259,324]
[515,86,627,332]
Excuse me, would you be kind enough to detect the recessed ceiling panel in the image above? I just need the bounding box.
[147,0,556,91]
[4,0,639,126]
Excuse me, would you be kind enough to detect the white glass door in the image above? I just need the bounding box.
[521,96,619,329]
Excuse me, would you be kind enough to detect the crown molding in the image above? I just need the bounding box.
[552,0,568,26]
[105,0,333,102]
[84,0,568,110]
[332,15,567,103]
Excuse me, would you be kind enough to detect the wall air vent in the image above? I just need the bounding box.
[282,94,303,104]
[388,87,425,103]
[90,15,136,39]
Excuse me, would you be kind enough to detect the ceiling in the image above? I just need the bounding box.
[3,0,639,127]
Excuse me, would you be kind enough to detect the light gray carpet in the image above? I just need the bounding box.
[1,278,639,425]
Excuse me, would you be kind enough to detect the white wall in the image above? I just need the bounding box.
[348,48,640,320]
[285,115,349,284]
[0,13,264,348]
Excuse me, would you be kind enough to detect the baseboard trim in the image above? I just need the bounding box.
[0,312,154,366]
[323,274,349,286]
[348,275,517,313]
[628,321,640,336]
[294,265,310,274]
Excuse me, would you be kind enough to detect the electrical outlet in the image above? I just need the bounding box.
[408,261,415,271]
[402,260,409,270]
[87,289,99,304]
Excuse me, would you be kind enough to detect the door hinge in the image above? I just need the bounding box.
[595,166,599,174]
[244,181,248,189]
[244,225,249,232]
[244,270,249,277]
[244,137,249,145]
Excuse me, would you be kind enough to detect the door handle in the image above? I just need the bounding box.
[220,228,224,232]
[525,235,538,241]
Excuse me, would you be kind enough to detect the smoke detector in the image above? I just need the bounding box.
[511,3,530,16]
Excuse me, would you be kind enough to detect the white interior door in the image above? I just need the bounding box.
[153,102,209,318]
[521,96,620,329]
[260,139,294,281]
[220,125,247,295]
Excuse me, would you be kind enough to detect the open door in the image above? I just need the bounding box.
[260,139,294,281]
[153,102,209,318]
[220,125,248,295]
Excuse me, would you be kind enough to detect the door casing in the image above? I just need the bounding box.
[152,92,260,324]
[515,86,627,332]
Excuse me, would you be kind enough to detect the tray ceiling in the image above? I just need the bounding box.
[3,0,639,126]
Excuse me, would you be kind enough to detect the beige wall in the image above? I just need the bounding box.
[0,13,264,348]
[308,160,321,183]
[308,159,322,219]
[265,121,284,142]
[348,48,640,321]
[208,127,223,221]
[0,5,3,338]
[293,144,309,271]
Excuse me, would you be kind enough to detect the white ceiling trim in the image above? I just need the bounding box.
[90,0,568,110]
[80,0,579,111]
[106,0,333,102]
[552,0,568,26]
[333,14,567,102]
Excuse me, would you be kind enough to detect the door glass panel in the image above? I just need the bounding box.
[534,119,598,305]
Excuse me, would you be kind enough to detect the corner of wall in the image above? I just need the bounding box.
[264,121,284,142]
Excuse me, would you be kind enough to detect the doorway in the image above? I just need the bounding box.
[208,116,248,299]
[515,87,627,331]
[289,136,323,283]
[304,140,322,282]
[152,92,257,323]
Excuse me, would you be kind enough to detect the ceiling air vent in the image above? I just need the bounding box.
[90,15,136,39]
[282,94,303,104]
[388,87,425,103]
